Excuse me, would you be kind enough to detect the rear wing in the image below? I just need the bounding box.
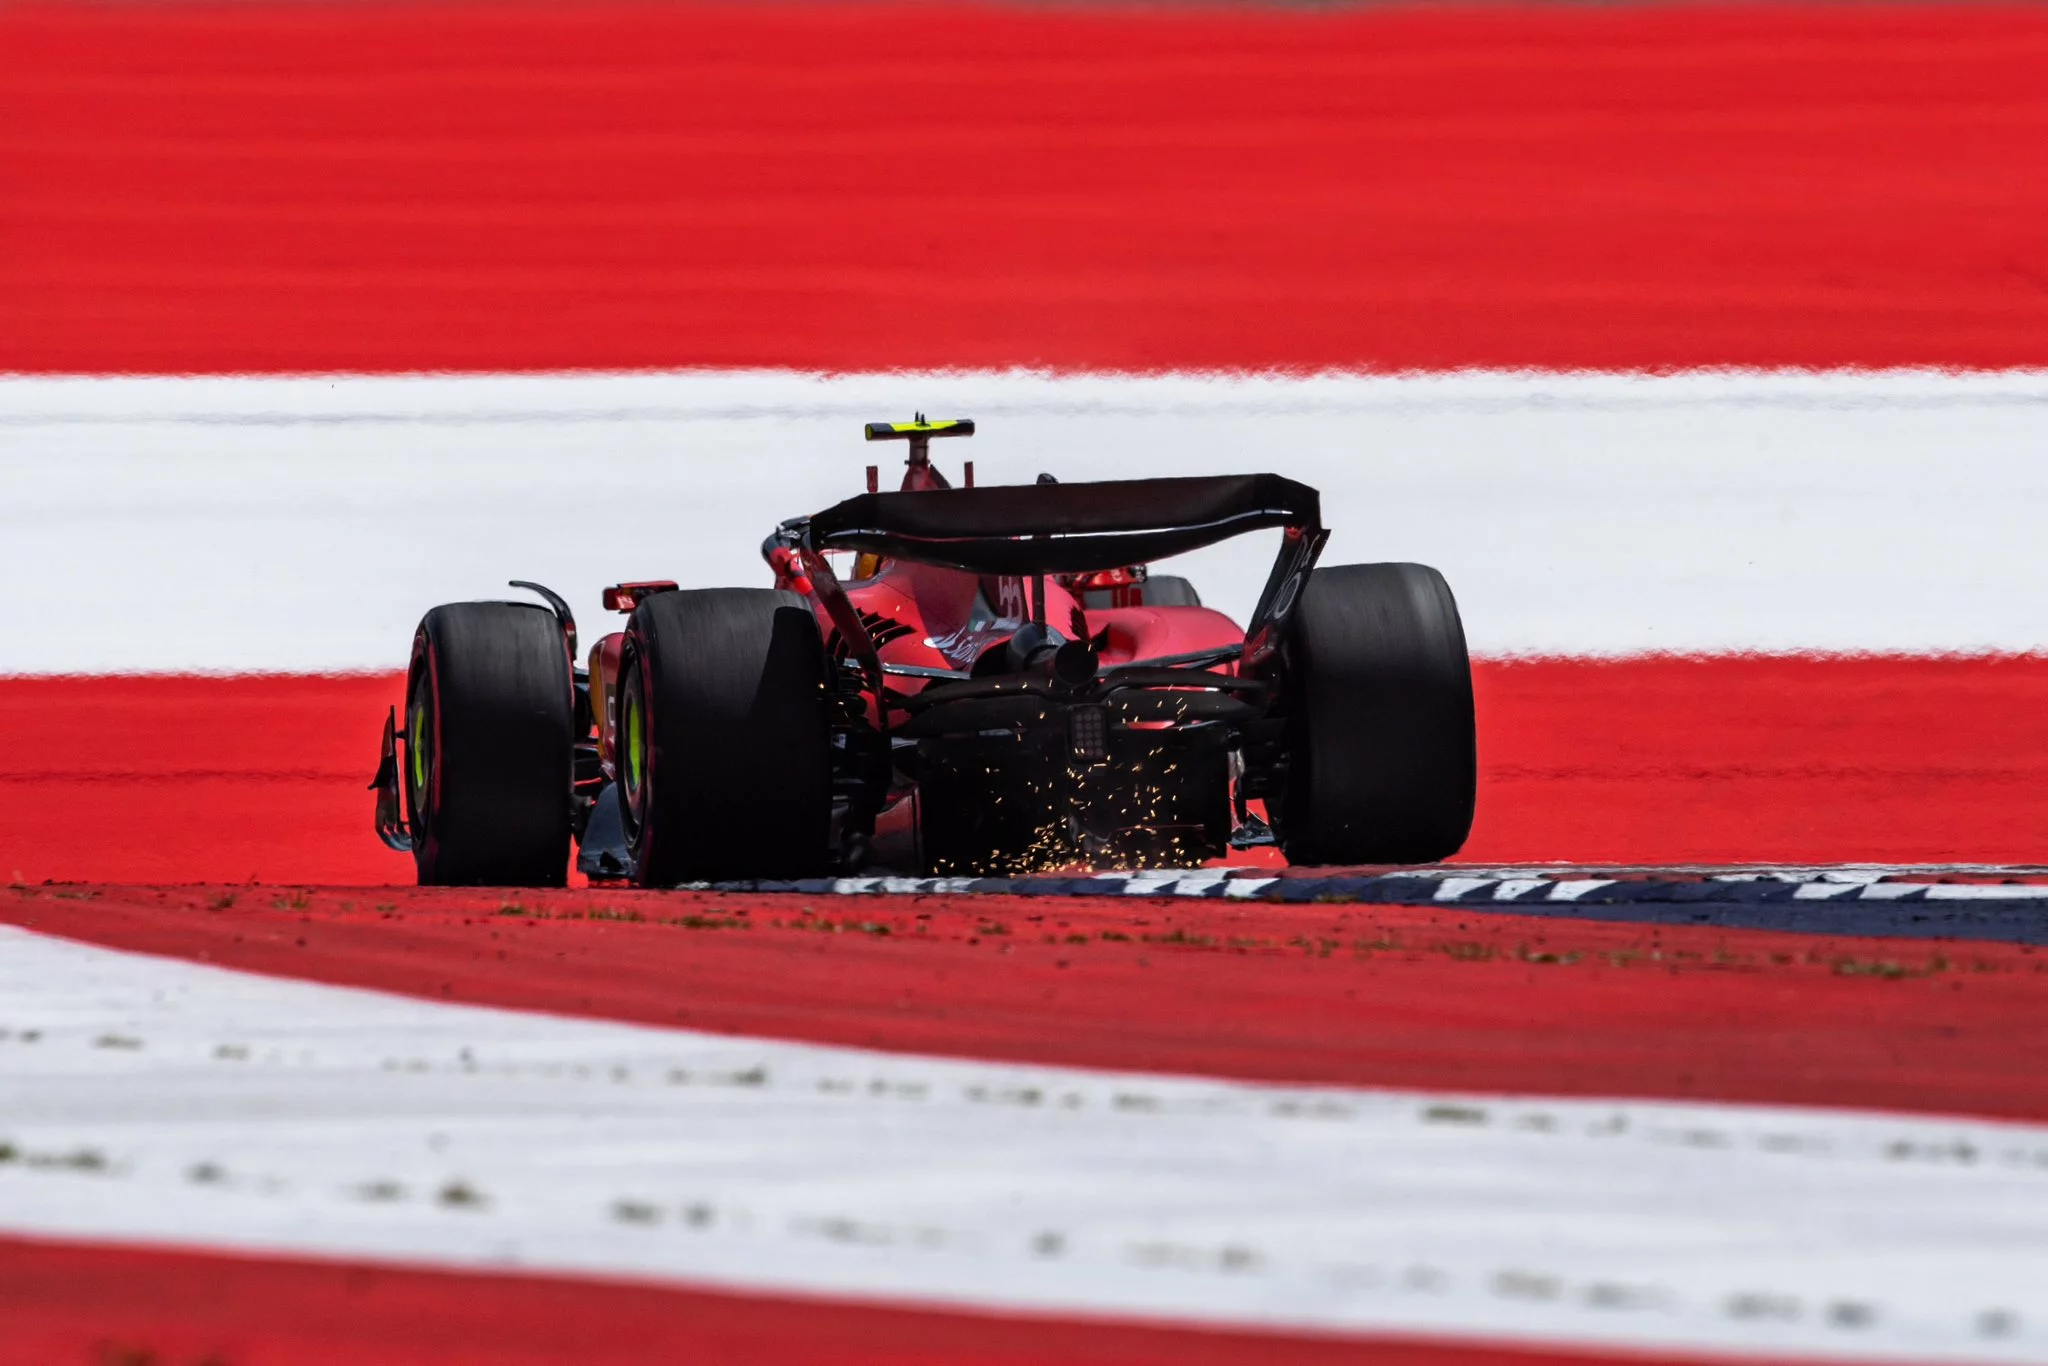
[804,474,1320,576]
[794,473,1327,682]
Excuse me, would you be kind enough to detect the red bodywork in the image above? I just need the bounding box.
[586,455,1242,789]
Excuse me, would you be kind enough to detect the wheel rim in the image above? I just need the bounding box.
[409,696,429,794]
[405,667,434,843]
[620,661,649,826]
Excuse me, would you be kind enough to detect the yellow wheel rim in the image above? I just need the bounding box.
[409,699,428,793]
[624,685,645,797]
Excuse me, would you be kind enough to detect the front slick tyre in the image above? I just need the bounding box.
[619,588,830,886]
[1277,562,1476,865]
[405,601,573,887]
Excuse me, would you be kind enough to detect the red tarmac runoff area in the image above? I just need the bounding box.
[2,2,2046,374]
[6,656,2047,886]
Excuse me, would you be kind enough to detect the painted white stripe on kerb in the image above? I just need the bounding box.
[780,872,2048,905]
[2,369,2046,672]
[2,927,2045,1362]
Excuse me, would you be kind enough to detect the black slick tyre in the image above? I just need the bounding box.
[404,601,574,887]
[618,588,830,886]
[1275,562,1476,865]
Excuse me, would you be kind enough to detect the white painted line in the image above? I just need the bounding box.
[1433,878,1496,901]
[1120,870,1207,895]
[4,926,2046,1361]
[5,369,2048,671]
[1857,883,1930,901]
[1923,885,2048,900]
[1547,880,1617,901]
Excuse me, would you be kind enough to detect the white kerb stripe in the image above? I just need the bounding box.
[3,369,2048,672]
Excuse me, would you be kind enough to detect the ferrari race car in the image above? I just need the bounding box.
[371,418,1477,887]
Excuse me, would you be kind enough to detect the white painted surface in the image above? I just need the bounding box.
[1,369,2045,672]
[2,925,2045,1361]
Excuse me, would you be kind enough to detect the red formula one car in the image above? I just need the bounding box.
[372,418,1476,886]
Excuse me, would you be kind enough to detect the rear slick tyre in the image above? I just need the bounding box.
[618,588,831,886]
[1275,562,1476,865]
[405,601,574,887]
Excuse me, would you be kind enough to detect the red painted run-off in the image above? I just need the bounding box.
[3,2,2046,373]
[5,656,2043,886]
[0,1235,1746,1366]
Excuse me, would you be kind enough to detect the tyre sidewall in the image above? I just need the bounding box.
[1279,563,1476,865]
[408,602,574,887]
[622,588,831,885]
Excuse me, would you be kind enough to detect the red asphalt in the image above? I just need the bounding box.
[7,656,2046,886]
[0,1235,1741,1366]
[3,2,2046,373]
